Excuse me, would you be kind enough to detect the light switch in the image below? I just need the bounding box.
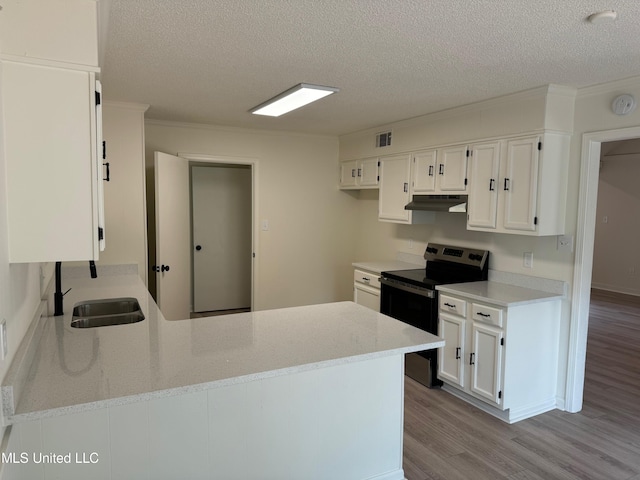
[261,219,269,231]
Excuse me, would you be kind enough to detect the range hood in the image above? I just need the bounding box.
[404,195,467,213]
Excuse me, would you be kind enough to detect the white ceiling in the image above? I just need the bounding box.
[101,0,640,136]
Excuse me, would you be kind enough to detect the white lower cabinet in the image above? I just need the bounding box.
[437,289,561,423]
[353,268,381,311]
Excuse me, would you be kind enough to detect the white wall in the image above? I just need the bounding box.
[145,121,358,311]
[96,102,149,284]
[0,60,46,444]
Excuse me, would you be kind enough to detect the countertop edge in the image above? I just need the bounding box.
[6,339,443,424]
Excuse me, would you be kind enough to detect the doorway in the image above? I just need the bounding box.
[567,126,640,413]
[153,152,257,321]
[191,163,252,314]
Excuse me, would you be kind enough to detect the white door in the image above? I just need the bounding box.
[359,157,380,187]
[192,165,252,312]
[154,152,191,320]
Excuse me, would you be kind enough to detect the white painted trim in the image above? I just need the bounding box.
[577,75,640,98]
[0,54,100,73]
[177,153,259,312]
[103,100,150,112]
[566,125,640,413]
[590,283,640,298]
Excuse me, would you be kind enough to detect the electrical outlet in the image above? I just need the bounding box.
[408,239,414,249]
[523,252,533,268]
[557,235,574,252]
[261,219,269,231]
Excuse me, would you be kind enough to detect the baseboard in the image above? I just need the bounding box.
[441,384,558,424]
[591,284,640,298]
[366,469,405,480]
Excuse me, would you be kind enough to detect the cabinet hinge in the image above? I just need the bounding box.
[464,178,468,186]
[466,149,470,157]
[102,141,107,160]
[534,216,538,225]
[377,175,380,182]
[498,390,502,399]
[95,91,101,106]
[538,141,542,151]
[377,161,380,167]
[500,338,504,346]
[98,227,104,241]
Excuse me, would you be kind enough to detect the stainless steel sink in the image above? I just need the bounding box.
[71,297,145,328]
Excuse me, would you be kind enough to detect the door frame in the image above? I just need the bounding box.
[179,152,258,312]
[566,125,640,412]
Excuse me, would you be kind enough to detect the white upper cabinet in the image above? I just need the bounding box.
[378,154,436,224]
[467,142,501,229]
[412,145,468,194]
[3,62,103,262]
[466,133,570,236]
[339,157,379,189]
[378,154,412,223]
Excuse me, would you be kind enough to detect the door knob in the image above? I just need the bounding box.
[152,265,159,272]
[161,265,170,272]
[195,245,202,251]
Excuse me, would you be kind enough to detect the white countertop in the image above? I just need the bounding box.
[436,281,564,307]
[3,270,443,423]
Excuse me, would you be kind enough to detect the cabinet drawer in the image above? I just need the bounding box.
[354,270,381,289]
[472,303,503,327]
[439,295,467,317]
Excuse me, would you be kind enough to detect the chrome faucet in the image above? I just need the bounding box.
[54,261,98,316]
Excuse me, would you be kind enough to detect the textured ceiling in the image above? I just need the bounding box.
[102,0,640,136]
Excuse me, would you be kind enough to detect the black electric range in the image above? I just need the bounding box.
[380,243,489,387]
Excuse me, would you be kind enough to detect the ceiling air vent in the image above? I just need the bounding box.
[375,131,392,148]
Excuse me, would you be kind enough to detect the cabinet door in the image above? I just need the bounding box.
[438,145,468,192]
[378,154,412,223]
[354,283,380,311]
[502,137,539,232]
[4,62,99,262]
[411,150,437,193]
[470,323,503,405]
[339,160,358,188]
[467,142,500,229]
[438,313,466,387]
[359,157,379,187]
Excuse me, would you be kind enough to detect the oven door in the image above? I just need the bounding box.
[380,278,442,388]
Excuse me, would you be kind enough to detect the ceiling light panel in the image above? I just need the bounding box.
[251,83,339,117]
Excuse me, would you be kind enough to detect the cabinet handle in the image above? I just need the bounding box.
[362,277,370,283]
[455,347,461,360]
[477,312,491,318]
[489,178,495,191]
[403,182,408,193]
[470,352,475,365]
[439,164,444,175]
[357,168,362,177]
[351,168,356,178]
[103,162,110,182]
[504,178,510,191]
[444,302,456,309]
[428,165,434,176]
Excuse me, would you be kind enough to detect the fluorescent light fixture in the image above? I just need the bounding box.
[251,83,339,117]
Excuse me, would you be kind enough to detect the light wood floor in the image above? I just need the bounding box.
[403,289,640,480]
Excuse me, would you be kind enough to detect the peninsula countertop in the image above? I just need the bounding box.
[2,268,443,424]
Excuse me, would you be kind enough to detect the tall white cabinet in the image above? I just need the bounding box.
[1,0,103,263]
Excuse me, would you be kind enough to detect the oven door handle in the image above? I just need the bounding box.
[380,277,435,298]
